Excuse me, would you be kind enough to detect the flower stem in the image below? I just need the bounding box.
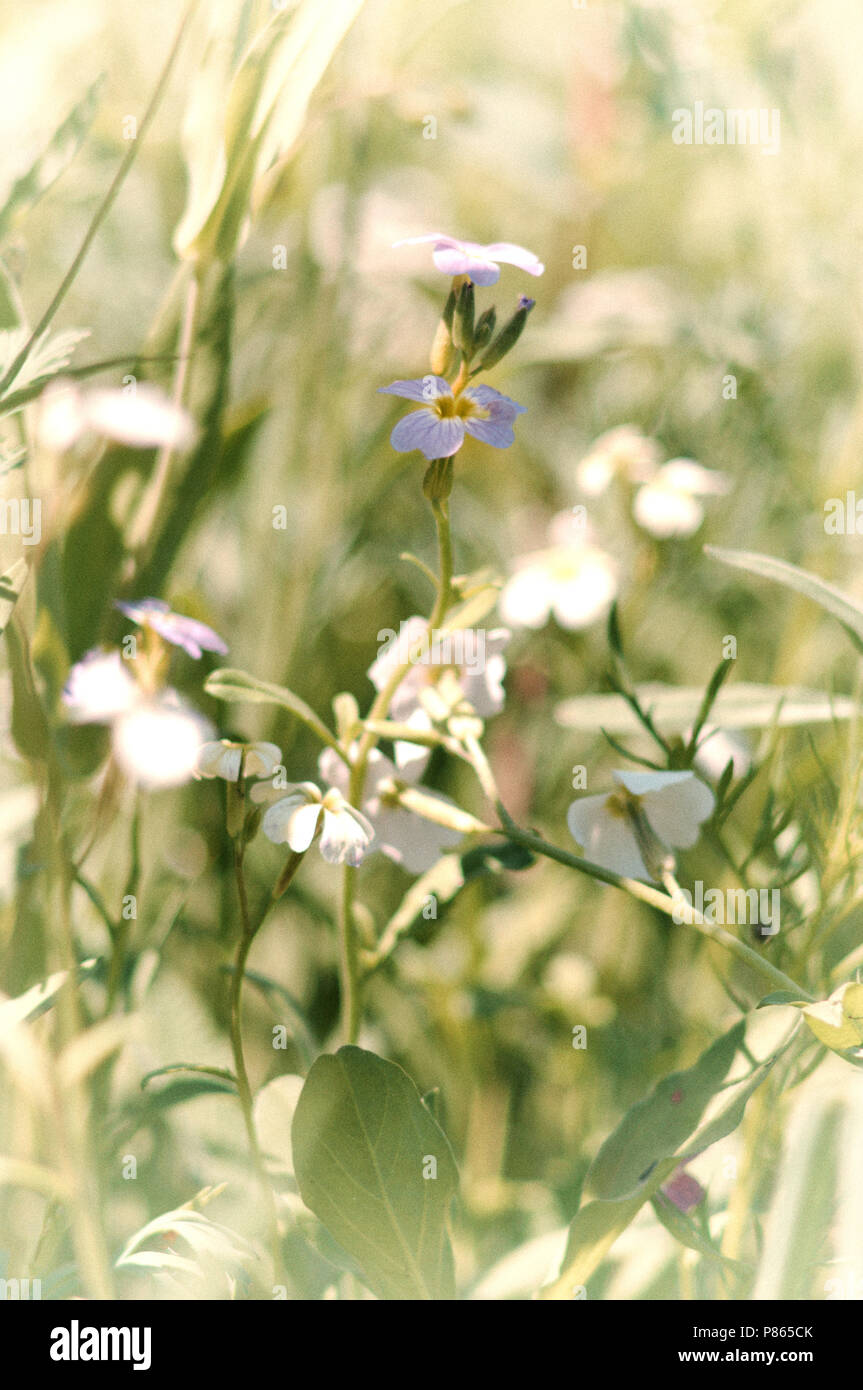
[338,499,455,1041]
[230,842,284,1278]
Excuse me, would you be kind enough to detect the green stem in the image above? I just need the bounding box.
[339,499,455,1041]
[229,841,295,1279]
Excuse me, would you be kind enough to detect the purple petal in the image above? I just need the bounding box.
[378,376,450,402]
[482,242,545,276]
[390,410,465,459]
[115,598,227,659]
[465,385,527,416]
[462,386,526,449]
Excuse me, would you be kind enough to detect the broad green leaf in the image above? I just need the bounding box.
[0,76,104,242]
[587,1024,744,1202]
[292,1046,459,1300]
[540,1022,773,1298]
[802,982,863,1054]
[0,557,29,635]
[204,667,340,753]
[6,612,51,761]
[707,546,863,646]
[555,682,855,735]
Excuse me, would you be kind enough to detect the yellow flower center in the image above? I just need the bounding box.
[434,391,488,422]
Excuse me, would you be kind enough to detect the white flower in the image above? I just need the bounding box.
[63,649,211,789]
[567,769,715,880]
[111,695,211,789]
[196,739,282,782]
[318,746,461,874]
[633,459,728,539]
[368,617,509,774]
[62,649,139,723]
[575,426,660,496]
[38,379,197,452]
[251,780,374,867]
[501,512,617,631]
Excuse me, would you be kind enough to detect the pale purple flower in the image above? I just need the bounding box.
[393,234,544,286]
[250,779,374,867]
[318,746,461,875]
[378,377,526,460]
[114,599,227,660]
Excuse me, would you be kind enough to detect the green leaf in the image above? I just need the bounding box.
[292,1046,459,1300]
[555,682,855,735]
[587,1025,744,1202]
[0,76,104,242]
[539,1022,774,1298]
[757,990,808,1009]
[140,1063,238,1093]
[204,667,341,754]
[707,546,863,647]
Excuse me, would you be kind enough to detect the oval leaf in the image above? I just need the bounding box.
[292,1046,459,1300]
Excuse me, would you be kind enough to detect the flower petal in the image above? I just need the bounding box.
[642,777,715,849]
[482,242,545,275]
[263,798,321,851]
[390,409,464,459]
[567,797,649,878]
[378,376,450,402]
[318,807,373,866]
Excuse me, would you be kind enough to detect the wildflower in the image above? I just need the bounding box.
[111,696,211,789]
[393,234,544,286]
[566,769,715,880]
[633,459,728,539]
[318,746,461,874]
[114,599,227,660]
[37,379,197,452]
[63,649,139,723]
[368,617,509,770]
[378,377,525,460]
[575,426,661,496]
[500,512,618,631]
[251,780,374,867]
[196,739,282,782]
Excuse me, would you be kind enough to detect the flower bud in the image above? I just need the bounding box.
[451,280,475,355]
[472,307,497,351]
[430,288,457,374]
[423,456,454,501]
[476,294,535,370]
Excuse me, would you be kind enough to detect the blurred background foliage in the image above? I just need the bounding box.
[2,0,863,1298]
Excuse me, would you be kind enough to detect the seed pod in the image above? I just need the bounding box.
[476,294,535,370]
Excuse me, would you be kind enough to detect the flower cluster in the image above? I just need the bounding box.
[379,232,543,473]
[576,425,728,539]
[63,601,225,788]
